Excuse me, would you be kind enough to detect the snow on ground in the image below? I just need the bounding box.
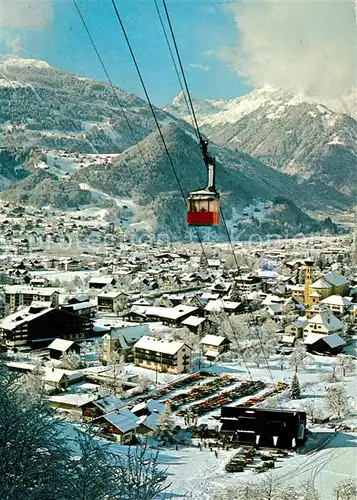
[159,431,357,500]
[29,269,100,282]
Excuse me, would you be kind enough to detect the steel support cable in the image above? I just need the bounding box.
[158,0,276,389]
[109,0,253,381]
[153,0,199,141]
[160,0,202,140]
[72,0,148,168]
[219,208,277,390]
[159,0,276,389]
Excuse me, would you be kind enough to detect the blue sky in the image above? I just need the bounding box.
[1,0,252,105]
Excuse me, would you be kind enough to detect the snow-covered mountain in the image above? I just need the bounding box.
[0,57,352,238]
[165,86,357,196]
[163,91,230,122]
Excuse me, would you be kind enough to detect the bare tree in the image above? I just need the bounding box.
[113,442,171,500]
[334,478,357,500]
[325,384,351,419]
[105,352,125,396]
[0,362,171,500]
[213,476,320,500]
[60,351,85,370]
[289,344,309,372]
[64,428,120,500]
[335,354,355,378]
[0,365,70,500]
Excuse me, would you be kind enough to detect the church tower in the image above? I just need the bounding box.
[304,258,314,307]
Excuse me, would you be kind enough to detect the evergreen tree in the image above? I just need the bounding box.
[290,373,301,399]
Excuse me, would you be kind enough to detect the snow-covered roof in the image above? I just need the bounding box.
[310,278,332,289]
[102,409,137,433]
[47,393,97,407]
[48,338,75,352]
[145,305,198,320]
[319,295,352,307]
[281,335,295,344]
[89,276,114,284]
[303,333,325,345]
[262,294,283,305]
[0,306,53,330]
[323,272,349,287]
[257,270,278,279]
[93,395,126,413]
[304,332,346,348]
[207,259,221,266]
[204,350,220,358]
[134,335,190,355]
[201,292,220,300]
[200,334,229,347]
[322,333,346,348]
[291,317,308,328]
[69,301,95,310]
[307,310,342,331]
[4,285,60,296]
[98,290,124,298]
[181,316,206,327]
[204,299,241,312]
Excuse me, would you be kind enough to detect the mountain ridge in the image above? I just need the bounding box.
[0,57,353,239]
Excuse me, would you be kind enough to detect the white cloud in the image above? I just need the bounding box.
[218,0,356,99]
[0,0,53,29]
[6,36,24,53]
[189,63,212,72]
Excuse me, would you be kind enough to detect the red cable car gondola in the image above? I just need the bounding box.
[187,139,220,226]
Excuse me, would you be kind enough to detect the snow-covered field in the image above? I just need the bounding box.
[121,354,357,499]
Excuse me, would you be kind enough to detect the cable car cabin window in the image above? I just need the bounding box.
[187,195,220,226]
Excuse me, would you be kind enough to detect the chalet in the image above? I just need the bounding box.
[47,393,98,411]
[6,362,73,391]
[181,315,207,334]
[30,277,50,287]
[234,274,261,293]
[318,295,352,318]
[303,333,346,355]
[209,280,232,296]
[101,324,151,363]
[66,294,90,305]
[98,409,137,444]
[303,307,343,337]
[58,258,82,271]
[48,338,80,360]
[97,291,128,313]
[205,299,243,315]
[284,317,308,339]
[88,276,117,290]
[200,334,231,360]
[132,399,165,435]
[143,305,201,326]
[133,335,192,374]
[0,305,93,347]
[81,394,127,420]
[220,406,306,450]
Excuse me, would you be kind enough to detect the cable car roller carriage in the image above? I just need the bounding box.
[186,138,220,226]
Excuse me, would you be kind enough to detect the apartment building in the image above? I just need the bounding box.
[133,335,192,374]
